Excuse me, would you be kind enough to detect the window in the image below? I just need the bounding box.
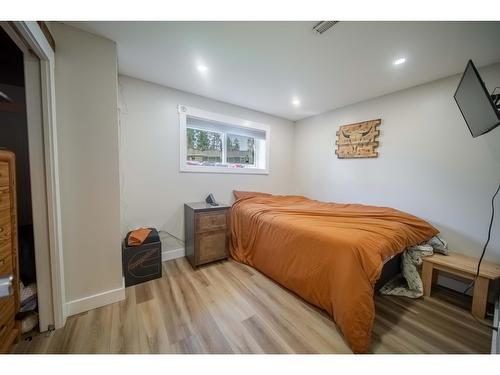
[178,105,270,174]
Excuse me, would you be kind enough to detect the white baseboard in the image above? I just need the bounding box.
[65,285,125,317]
[64,248,184,318]
[162,247,185,262]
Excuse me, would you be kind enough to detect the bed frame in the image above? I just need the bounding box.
[375,253,402,292]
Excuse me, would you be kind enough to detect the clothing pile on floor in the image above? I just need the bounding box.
[379,235,449,298]
[18,282,38,333]
[18,224,39,334]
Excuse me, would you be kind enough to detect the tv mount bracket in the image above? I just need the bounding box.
[492,87,500,110]
[492,94,500,110]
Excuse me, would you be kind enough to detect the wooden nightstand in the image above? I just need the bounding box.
[184,202,230,268]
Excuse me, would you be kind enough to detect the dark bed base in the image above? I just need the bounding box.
[374,253,402,292]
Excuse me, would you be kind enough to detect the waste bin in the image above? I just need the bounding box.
[122,228,162,287]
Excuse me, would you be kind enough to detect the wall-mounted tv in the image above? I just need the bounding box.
[454,60,500,138]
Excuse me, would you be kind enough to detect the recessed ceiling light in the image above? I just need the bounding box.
[197,64,209,72]
[292,98,301,107]
[393,57,406,66]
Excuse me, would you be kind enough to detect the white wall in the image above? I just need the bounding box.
[294,62,500,263]
[119,75,295,240]
[52,23,123,305]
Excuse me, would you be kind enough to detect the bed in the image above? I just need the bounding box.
[229,191,439,353]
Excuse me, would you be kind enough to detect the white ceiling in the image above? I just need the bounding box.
[66,21,500,121]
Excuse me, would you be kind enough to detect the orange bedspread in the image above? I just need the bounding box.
[230,192,439,353]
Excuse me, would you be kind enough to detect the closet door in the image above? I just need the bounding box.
[0,150,20,353]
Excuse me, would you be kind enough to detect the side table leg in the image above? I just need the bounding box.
[472,276,489,319]
[422,261,434,297]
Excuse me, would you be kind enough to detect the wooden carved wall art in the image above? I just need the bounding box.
[335,119,381,159]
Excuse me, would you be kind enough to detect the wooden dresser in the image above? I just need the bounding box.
[184,202,230,267]
[0,150,20,353]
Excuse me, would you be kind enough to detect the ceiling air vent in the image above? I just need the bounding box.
[312,21,339,35]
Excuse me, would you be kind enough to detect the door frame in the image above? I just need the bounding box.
[0,21,65,329]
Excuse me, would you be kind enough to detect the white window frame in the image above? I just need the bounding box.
[178,105,270,174]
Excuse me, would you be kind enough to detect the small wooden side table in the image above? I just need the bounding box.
[422,253,500,319]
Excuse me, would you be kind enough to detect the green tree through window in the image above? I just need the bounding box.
[186,128,223,163]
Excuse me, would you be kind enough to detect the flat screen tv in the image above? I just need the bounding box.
[454,60,500,138]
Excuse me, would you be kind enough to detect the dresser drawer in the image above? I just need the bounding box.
[0,186,10,212]
[0,252,12,276]
[196,230,228,265]
[0,210,11,245]
[0,318,15,350]
[0,295,15,345]
[196,211,227,233]
[0,240,9,260]
[0,295,15,326]
[0,162,8,188]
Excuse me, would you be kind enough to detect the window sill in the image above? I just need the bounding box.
[180,165,269,175]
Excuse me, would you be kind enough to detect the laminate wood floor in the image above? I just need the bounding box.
[12,258,492,354]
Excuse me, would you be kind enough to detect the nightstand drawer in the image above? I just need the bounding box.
[196,211,227,233]
[196,230,228,265]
